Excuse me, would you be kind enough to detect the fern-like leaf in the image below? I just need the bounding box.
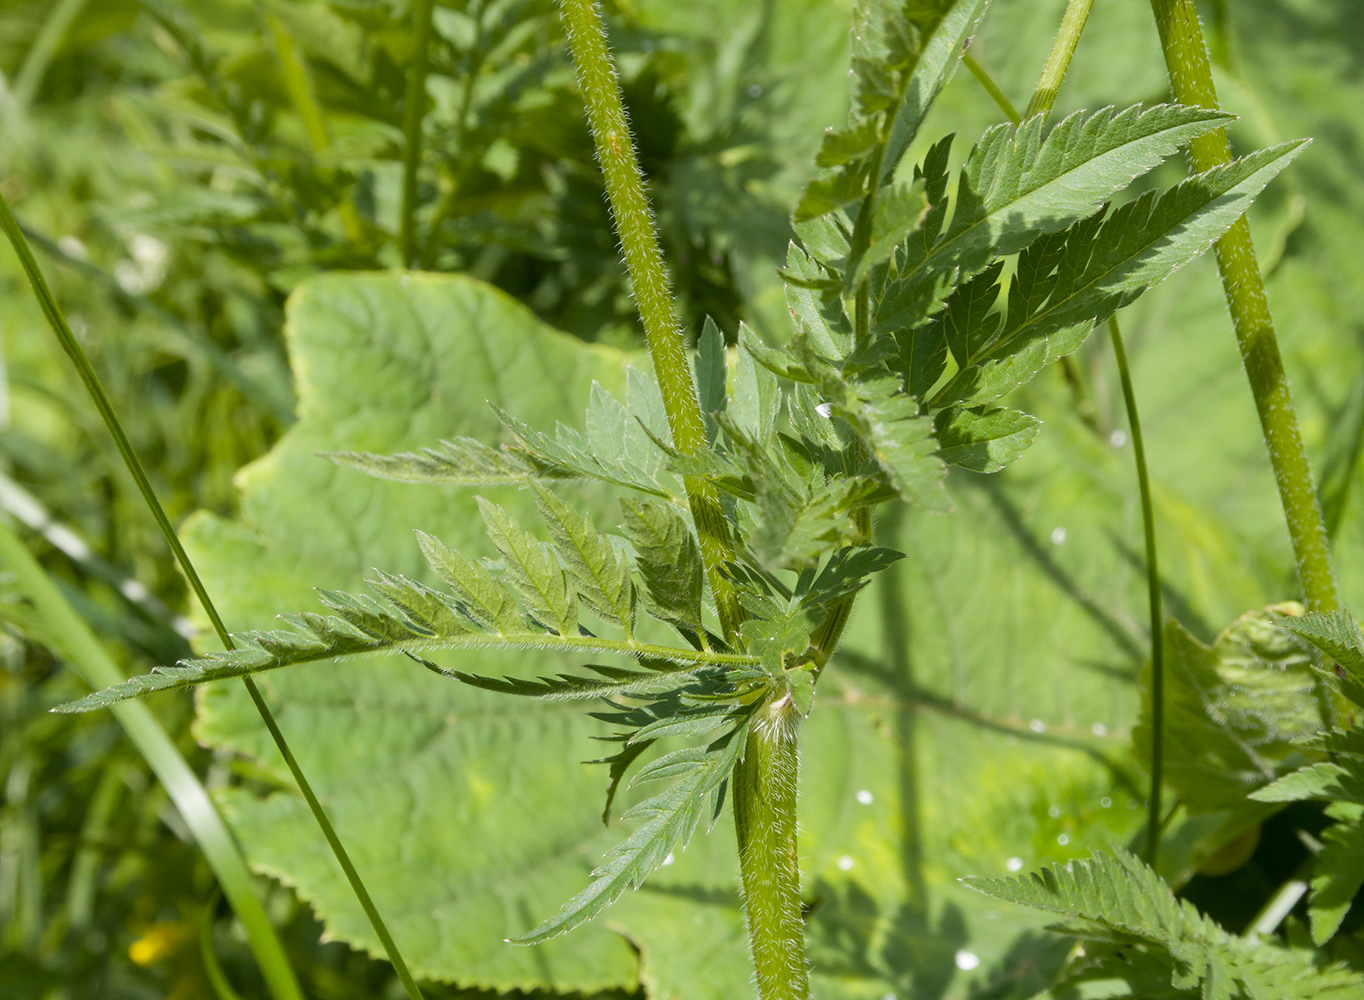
[512,715,751,944]
[966,848,1364,999]
[1309,803,1364,944]
[476,497,579,636]
[883,104,1234,336]
[1277,608,1364,679]
[532,483,636,635]
[800,0,988,223]
[620,499,710,640]
[932,140,1308,407]
[325,437,537,485]
[57,554,759,713]
[327,371,680,501]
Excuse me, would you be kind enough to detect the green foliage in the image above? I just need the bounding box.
[515,712,751,944]
[60,0,1314,986]
[1133,606,1321,813]
[13,0,1364,997]
[966,848,1364,999]
[95,264,1149,997]
[1237,610,1364,943]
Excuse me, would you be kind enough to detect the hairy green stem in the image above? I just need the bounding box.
[1108,317,1165,867]
[735,696,808,1000]
[1149,0,1338,615]
[0,197,426,1000]
[961,51,1019,124]
[1024,0,1095,120]
[556,0,741,639]
[400,0,435,266]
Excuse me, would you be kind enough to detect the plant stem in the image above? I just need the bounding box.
[1023,0,1095,121]
[1017,6,1169,862]
[1108,317,1165,867]
[734,696,808,1000]
[0,518,305,1000]
[555,0,741,640]
[1148,0,1339,616]
[0,197,427,1000]
[400,0,435,267]
[961,51,1020,124]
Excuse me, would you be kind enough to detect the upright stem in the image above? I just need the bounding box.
[961,51,1020,124]
[1149,0,1339,615]
[0,198,426,1000]
[734,696,808,1000]
[558,5,807,995]
[1108,318,1165,867]
[1023,0,1095,120]
[400,0,435,267]
[556,0,741,640]
[1016,3,1169,862]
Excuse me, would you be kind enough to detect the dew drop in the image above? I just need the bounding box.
[856,789,874,805]
[954,949,981,971]
[1109,429,1128,448]
[1029,719,1047,733]
[1050,526,1067,545]
[1048,806,1060,819]
[1100,797,1112,808]
[662,852,675,867]
[816,402,834,418]
[1091,722,1108,737]
[837,855,855,871]
[1006,857,1024,872]
[1058,834,1070,846]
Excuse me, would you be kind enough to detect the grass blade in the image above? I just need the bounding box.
[0,518,304,1000]
[0,194,427,1000]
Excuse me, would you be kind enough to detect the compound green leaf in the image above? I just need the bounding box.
[890,104,1234,335]
[515,718,750,945]
[619,499,709,639]
[934,405,1041,473]
[1309,803,1364,944]
[474,497,578,638]
[1277,609,1364,680]
[181,273,672,993]
[965,848,1364,1000]
[532,483,636,635]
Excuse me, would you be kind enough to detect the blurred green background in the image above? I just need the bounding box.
[2,0,1364,997]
